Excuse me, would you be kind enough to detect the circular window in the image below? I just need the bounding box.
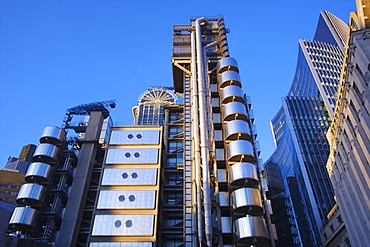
[136,134,142,139]
[118,195,125,202]
[125,152,131,158]
[122,173,129,179]
[131,172,138,179]
[128,195,135,202]
[125,220,133,228]
[133,152,140,158]
[127,134,134,139]
[115,220,122,227]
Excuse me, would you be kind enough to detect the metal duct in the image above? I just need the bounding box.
[32,143,60,164]
[220,85,245,104]
[219,71,242,88]
[231,187,263,216]
[16,183,47,207]
[229,162,259,188]
[223,101,248,122]
[217,57,239,74]
[39,126,66,146]
[235,216,269,245]
[225,119,252,142]
[8,207,39,232]
[25,162,54,184]
[226,140,255,163]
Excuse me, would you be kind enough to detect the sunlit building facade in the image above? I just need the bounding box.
[264,11,348,246]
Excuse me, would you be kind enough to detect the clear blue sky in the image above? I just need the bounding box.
[0,0,355,167]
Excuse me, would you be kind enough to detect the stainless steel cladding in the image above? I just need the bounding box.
[101,168,158,186]
[225,120,252,142]
[8,207,39,231]
[220,85,245,104]
[231,187,263,216]
[219,192,230,207]
[212,97,220,108]
[219,71,242,88]
[235,216,269,244]
[214,130,223,142]
[97,190,156,209]
[16,183,47,206]
[105,148,159,164]
[213,113,222,124]
[90,243,153,247]
[39,126,66,146]
[25,162,54,184]
[109,130,160,145]
[32,143,60,164]
[221,217,232,234]
[223,102,248,121]
[92,214,155,236]
[217,169,227,183]
[230,163,259,188]
[217,57,239,74]
[226,140,255,163]
[215,148,225,161]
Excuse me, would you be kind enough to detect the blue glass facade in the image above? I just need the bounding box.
[264,11,348,246]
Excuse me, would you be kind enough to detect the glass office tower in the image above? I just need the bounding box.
[264,11,348,246]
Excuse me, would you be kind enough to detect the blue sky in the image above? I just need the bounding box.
[0,0,355,167]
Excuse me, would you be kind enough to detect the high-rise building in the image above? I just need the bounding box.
[263,11,349,246]
[6,16,275,247]
[5,144,36,173]
[324,0,370,246]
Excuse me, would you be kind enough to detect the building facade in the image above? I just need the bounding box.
[264,11,349,246]
[325,0,370,246]
[6,17,275,247]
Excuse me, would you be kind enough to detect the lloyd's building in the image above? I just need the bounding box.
[6,17,276,247]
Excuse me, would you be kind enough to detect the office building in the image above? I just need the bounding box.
[5,144,36,173]
[324,0,370,246]
[263,11,348,246]
[6,16,275,246]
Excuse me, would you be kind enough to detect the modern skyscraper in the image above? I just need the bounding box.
[6,16,275,246]
[264,11,349,246]
[324,0,370,246]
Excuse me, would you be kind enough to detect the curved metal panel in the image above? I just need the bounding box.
[97,190,156,209]
[217,57,239,74]
[220,85,244,104]
[8,207,39,232]
[106,148,158,164]
[39,126,66,145]
[226,140,255,163]
[223,102,247,122]
[16,183,47,206]
[231,187,263,216]
[219,71,241,88]
[32,143,59,164]
[230,162,259,188]
[235,216,269,244]
[25,162,54,184]
[225,120,251,142]
[92,215,154,236]
[101,168,157,186]
[109,130,160,145]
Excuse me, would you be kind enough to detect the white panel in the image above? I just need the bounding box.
[110,130,160,145]
[102,168,157,186]
[106,148,158,164]
[90,243,152,247]
[97,190,156,209]
[92,215,154,236]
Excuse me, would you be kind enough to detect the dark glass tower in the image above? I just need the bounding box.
[264,11,348,246]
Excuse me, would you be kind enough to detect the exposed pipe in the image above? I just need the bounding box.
[195,16,213,247]
[191,31,204,245]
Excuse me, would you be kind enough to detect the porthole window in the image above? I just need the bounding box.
[122,173,129,179]
[136,134,142,139]
[118,195,125,202]
[125,152,131,158]
[133,152,140,158]
[128,195,135,202]
[127,134,134,139]
[125,220,133,228]
[115,220,122,228]
[131,172,138,179]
